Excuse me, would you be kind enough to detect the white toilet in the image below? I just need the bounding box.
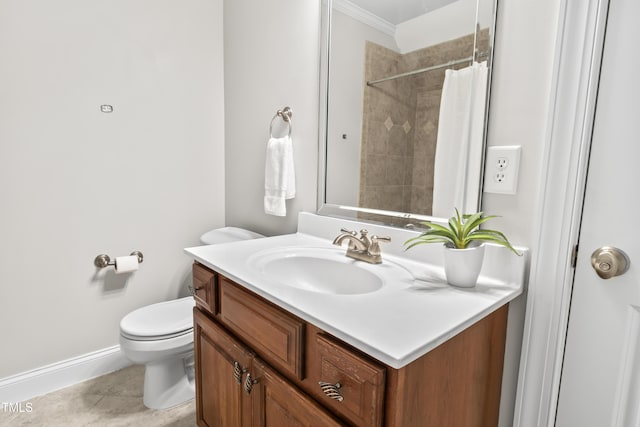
[119,227,263,409]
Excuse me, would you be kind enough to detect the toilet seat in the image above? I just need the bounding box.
[120,328,194,359]
[120,297,195,341]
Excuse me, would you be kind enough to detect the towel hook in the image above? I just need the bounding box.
[269,106,293,138]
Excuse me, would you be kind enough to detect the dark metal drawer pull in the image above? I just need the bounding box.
[233,362,247,385]
[319,381,344,402]
[244,373,259,395]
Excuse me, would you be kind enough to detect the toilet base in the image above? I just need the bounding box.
[143,353,195,410]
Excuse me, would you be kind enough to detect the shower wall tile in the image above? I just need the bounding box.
[367,121,388,154]
[363,154,388,186]
[386,155,407,186]
[388,125,412,157]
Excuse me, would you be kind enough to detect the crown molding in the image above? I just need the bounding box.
[332,0,396,37]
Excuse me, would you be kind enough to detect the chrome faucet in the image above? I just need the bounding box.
[332,228,391,264]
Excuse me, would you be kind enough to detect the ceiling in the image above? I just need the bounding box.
[347,0,460,25]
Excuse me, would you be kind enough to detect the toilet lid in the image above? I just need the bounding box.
[120,297,195,339]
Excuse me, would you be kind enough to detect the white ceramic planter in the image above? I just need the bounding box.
[443,243,486,288]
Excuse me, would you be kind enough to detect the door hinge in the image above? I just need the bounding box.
[571,244,579,268]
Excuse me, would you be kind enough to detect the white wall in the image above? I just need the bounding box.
[483,0,561,240]
[482,1,562,425]
[224,0,321,236]
[0,0,225,378]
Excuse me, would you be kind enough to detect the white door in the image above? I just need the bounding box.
[555,0,640,425]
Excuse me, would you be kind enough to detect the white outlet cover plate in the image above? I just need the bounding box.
[483,145,521,194]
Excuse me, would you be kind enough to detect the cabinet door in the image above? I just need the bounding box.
[194,308,252,427]
[249,358,346,427]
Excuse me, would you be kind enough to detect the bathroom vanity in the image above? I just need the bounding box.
[186,213,527,427]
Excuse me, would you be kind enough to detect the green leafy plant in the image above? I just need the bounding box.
[404,209,521,255]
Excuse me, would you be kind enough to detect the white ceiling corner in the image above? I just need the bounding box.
[334,0,461,27]
[333,0,396,36]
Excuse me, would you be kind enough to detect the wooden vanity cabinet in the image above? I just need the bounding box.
[194,307,344,427]
[192,262,508,427]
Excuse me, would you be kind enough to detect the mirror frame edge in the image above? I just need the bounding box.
[317,0,332,221]
[317,0,499,226]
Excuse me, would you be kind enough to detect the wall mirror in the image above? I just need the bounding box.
[318,0,496,226]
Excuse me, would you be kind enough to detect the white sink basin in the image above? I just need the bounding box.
[247,247,393,295]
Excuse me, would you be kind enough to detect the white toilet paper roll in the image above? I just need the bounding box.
[114,255,139,274]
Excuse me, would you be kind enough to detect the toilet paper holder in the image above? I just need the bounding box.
[94,251,144,269]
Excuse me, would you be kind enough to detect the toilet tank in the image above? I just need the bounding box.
[199,227,264,245]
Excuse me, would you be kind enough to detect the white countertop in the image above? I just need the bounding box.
[185,215,526,369]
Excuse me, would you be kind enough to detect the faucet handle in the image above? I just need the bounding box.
[358,229,372,247]
[369,235,391,257]
[335,228,359,250]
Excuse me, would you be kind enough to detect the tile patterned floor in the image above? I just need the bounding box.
[0,365,196,426]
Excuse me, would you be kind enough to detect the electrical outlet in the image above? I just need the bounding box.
[484,145,521,194]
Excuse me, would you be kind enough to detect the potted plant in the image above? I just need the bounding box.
[404,209,521,287]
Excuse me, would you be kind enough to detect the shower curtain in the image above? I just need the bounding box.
[432,61,488,218]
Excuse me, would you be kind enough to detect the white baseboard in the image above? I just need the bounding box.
[0,346,131,403]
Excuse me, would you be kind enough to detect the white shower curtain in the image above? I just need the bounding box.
[432,61,488,218]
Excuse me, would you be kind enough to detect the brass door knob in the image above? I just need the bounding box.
[590,246,630,279]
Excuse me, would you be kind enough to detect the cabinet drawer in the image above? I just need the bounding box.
[193,263,217,315]
[219,278,305,380]
[314,334,386,427]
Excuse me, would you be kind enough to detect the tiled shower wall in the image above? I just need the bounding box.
[359,30,489,220]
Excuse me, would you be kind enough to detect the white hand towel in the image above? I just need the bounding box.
[264,135,296,216]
